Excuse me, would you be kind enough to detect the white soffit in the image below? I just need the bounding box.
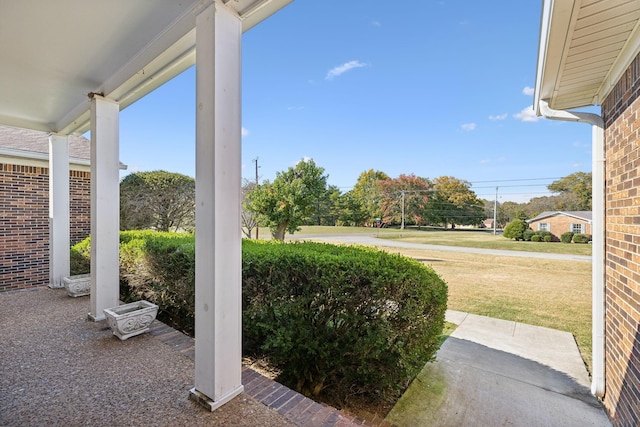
[0,0,292,135]
[535,0,640,113]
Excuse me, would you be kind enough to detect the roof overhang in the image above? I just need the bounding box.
[534,0,640,114]
[0,0,292,135]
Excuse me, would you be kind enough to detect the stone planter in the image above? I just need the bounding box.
[103,300,158,340]
[63,274,91,297]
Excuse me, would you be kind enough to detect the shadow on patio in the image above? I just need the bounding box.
[0,288,378,426]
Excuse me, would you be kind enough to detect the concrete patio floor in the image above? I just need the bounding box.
[0,288,373,427]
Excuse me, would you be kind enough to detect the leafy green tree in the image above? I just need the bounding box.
[427,176,484,229]
[336,191,368,226]
[503,218,529,241]
[120,170,195,232]
[524,193,583,217]
[548,172,592,210]
[351,169,389,225]
[247,159,328,241]
[379,174,430,227]
[307,185,341,226]
[241,179,258,238]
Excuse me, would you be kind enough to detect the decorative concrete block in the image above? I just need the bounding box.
[63,274,91,297]
[104,300,158,340]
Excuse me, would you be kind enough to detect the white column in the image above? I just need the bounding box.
[48,134,70,288]
[88,95,120,321]
[189,0,244,411]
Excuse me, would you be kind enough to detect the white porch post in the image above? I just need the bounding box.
[189,0,244,410]
[48,134,70,288]
[88,95,120,321]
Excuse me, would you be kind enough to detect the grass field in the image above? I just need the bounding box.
[275,226,593,373]
[269,225,593,256]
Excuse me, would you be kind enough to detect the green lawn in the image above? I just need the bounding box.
[285,226,593,256]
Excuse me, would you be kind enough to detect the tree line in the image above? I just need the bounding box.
[118,165,592,242]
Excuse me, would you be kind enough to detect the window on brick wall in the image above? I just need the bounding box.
[538,223,550,231]
[571,223,584,234]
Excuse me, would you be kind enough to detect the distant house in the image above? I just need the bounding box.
[527,211,592,239]
[0,125,92,291]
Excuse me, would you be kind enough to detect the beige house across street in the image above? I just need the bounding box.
[527,211,592,238]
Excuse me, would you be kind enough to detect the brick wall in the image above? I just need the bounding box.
[601,53,640,427]
[70,170,91,245]
[0,164,91,291]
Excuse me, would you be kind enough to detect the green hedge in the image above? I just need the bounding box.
[71,231,196,334]
[573,233,592,244]
[242,240,447,402]
[561,232,574,243]
[71,233,448,405]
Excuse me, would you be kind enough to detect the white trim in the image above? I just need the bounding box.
[537,99,605,398]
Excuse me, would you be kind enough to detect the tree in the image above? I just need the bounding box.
[427,176,484,229]
[247,159,328,241]
[336,191,368,226]
[351,169,389,225]
[120,170,195,232]
[525,193,582,218]
[503,218,529,240]
[307,185,341,226]
[548,172,592,210]
[379,174,430,227]
[241,179,258,238]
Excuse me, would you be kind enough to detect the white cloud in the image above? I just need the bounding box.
[489,113,508,121]
[241,127,249,137]
[461,122,477,131]
[479,156,506,165]
[513,106,540,122]
[572,163,583,168]
[326,60,368,80]
[523,86,535,96]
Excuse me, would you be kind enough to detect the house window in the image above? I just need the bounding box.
[571,223,584,234]
[538,223,550,231]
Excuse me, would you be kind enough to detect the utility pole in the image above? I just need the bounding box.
[401,190,405,230]
[493,186,498,235]
[253,157,259,239]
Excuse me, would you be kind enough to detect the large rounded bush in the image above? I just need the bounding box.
[242,240,448,404]
[503,219,529,241]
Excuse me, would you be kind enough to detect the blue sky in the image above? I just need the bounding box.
[117,1,594,203]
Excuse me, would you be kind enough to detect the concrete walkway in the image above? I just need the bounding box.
[387,311,611,426]
[288,234,592,262]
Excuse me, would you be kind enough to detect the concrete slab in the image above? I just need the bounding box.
[387,311,611,427]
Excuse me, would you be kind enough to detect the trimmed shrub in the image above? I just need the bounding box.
[242,240,448,404]
[503,219,529,241]
[543,235,552,242]
[523,230,535,241]
[71,231,196,334]
[70,238,91,275]
[531,235,541,242]
[537,230,552,240]
[573,233,591,244]
[70,232,448,407]
[561,232,574,243]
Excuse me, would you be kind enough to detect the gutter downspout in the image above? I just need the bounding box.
[538,99,605,398]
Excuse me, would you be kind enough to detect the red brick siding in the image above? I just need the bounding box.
[0,164,49,291]
[70,170,90,245]
[0,164,91,292]
[528,216,591,239]
[602,53,640,426]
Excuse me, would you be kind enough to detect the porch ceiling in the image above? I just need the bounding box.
[0,0,291,135]
[534,0,640,113]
